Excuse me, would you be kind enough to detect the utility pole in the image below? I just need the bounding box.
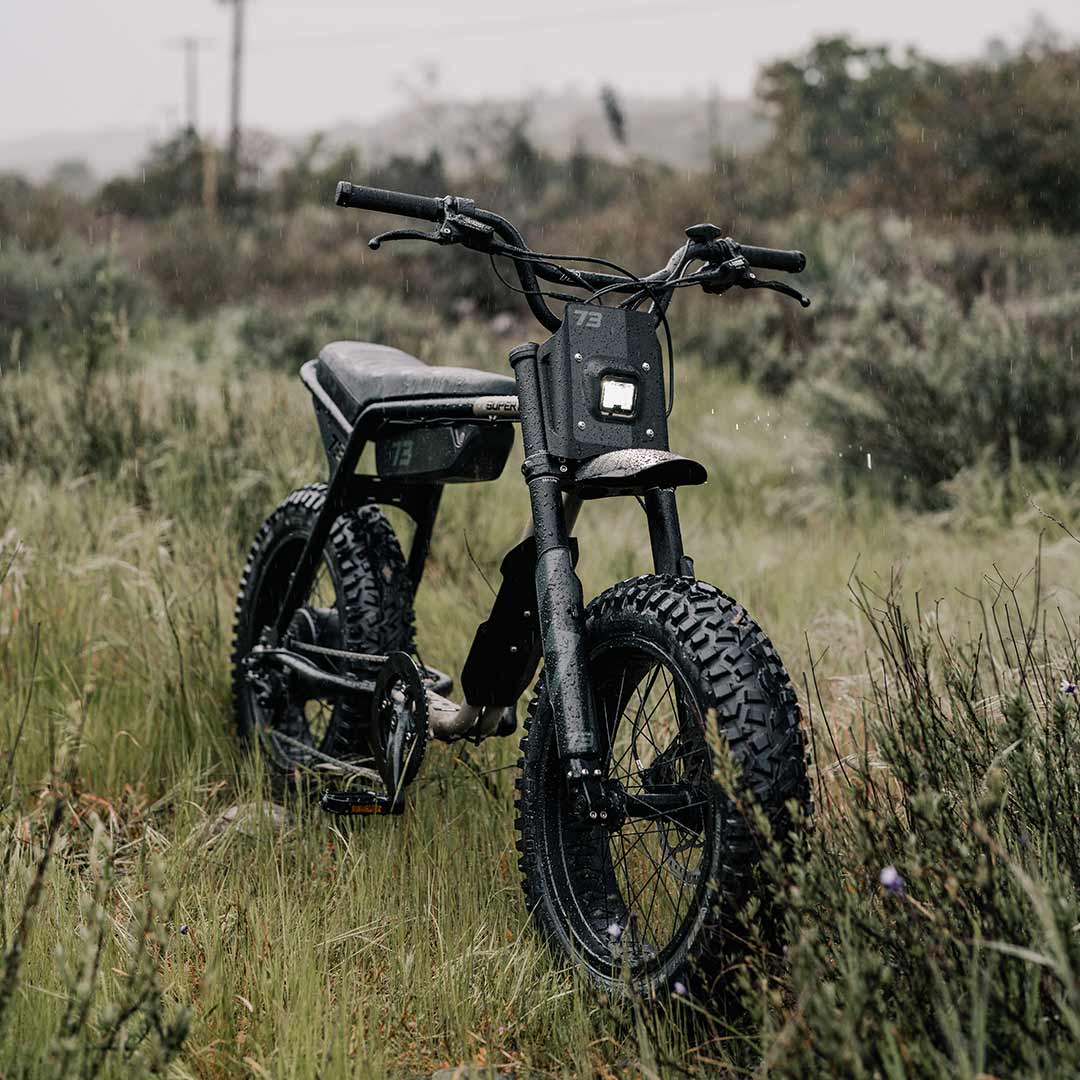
[166,37,214,134]
[219,0,247,189]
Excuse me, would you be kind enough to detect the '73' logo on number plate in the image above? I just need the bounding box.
[574,310,603,329]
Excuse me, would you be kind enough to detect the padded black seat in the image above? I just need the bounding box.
[315,341,517,423]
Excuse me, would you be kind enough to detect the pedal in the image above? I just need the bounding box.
[425,688,462,727]
[320,789,403,816]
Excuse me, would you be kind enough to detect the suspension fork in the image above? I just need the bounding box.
[643,487,695,578]
[510,343,603,781]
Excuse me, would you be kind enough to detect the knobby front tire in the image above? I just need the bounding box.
[514,574,810,1001]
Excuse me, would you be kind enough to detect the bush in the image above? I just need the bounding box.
[98,129,205,220]
[757,32,1080,231]
[140,211,244,316]
[0,173,96,252]
[0,240,151,372]
[236,289,433,372]
[737,569,1080,1076]
[808,277,1080,502]
[235,287,504,373]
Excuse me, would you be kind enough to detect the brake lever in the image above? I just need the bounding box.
[368,227,444,251]
[368,212,496,253]
[738,271,812,308]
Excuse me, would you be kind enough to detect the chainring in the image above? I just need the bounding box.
[371,652,429,797]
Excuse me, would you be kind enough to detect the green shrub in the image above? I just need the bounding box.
[236,289,429,372]
[738,570,1080,1077]
[235,287,503,373]
[141,211,244,316]
[808,278,1080,502]
[0,172,96,251]
[0,241,151,372]
[676,289,810,394]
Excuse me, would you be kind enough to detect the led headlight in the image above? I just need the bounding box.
[598,376,637,418]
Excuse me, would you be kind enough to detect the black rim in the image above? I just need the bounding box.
[539,635,717,982]
[245,531,350,769]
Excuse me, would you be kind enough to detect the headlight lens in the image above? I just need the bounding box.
[599,376,636,418]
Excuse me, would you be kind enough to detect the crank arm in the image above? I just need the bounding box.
[247,647,375,699]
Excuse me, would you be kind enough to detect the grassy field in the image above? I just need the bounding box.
[2,321,1080,1078]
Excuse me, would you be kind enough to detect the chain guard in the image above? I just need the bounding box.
[372,651,428,798]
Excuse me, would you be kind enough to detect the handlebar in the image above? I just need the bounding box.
[332,179,809,330]
[334,181,444,223]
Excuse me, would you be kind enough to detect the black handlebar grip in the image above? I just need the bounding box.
[738,244,806,274]
[334,181,444,222]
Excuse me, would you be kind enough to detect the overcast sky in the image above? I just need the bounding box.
[3,1,1078,143]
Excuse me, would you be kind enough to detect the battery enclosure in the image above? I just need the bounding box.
[536,304,668,460]
[376,422,514,483]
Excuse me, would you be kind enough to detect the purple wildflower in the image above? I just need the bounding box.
[606,922,623,941]
[180,924,189,935]
[1060,678,1077,696]
[879,866,904,895]
[673,981,688,997]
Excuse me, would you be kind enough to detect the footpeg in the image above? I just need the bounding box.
[320,789,403,816]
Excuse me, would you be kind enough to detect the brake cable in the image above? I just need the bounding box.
[582,262,682,417]
[487,253,584,308]
[492,248,596,294]
[488,242,641,295]
[484,239,682,415]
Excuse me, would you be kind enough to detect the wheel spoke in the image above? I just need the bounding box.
[586,647,712,966]
[255,549,351,758]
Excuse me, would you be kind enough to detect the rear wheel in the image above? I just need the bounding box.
[515,575,809,1000]
[230,484,415,785]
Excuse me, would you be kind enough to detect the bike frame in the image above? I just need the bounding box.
[266,336,697,780]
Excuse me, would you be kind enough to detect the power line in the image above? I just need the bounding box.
[247,1,732,52]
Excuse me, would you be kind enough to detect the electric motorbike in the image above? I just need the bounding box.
[232,180,812,999]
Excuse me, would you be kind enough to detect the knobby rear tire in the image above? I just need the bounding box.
[230,483,416,787]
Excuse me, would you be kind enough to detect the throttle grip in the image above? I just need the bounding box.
[334,181,444,222]
[738,244,807,274]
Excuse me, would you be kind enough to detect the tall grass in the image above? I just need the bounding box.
[2,332,1080,1075]
[742,565,1080,1077]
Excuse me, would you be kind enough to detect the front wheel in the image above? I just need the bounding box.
[515,575,809,1000]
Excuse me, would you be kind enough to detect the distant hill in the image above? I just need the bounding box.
[332,91,770,170]
[0,127,162,184]
[0,92,768,184]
